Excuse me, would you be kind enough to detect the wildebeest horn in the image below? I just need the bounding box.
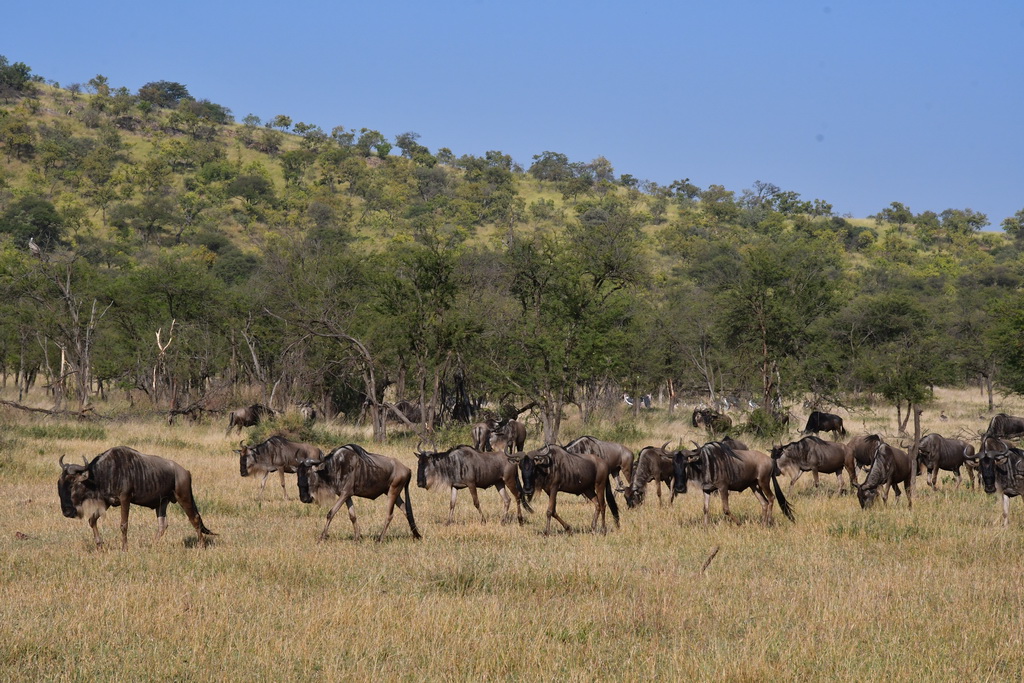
[58,454,66,468]
[416,439,423,452]
[82,455,89,466]
[661,441,670,450]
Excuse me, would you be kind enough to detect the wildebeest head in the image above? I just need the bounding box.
[856,442,892,509]
[296,457,328,504]
[238,441,254,477]
[513,447,552,498]
[672,448,700,495]
[56,454,92,519]
[415,445,437,489]
[972,448,1005,495]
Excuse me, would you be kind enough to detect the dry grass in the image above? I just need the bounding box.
[2,387,1024,680]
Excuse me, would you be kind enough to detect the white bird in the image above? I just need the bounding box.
[28,236,41,258]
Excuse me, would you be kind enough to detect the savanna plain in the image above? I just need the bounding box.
[2,386,1023,681]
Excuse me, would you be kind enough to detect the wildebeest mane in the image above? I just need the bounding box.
[862,446,893,491]
[700,441,743,483]
[423,445,475,488]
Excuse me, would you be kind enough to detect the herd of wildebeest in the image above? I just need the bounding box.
[53,406,1024,550]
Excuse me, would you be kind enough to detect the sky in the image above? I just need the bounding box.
[3,0,1023,224]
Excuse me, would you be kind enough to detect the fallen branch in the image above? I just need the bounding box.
[0,399,105,420]
[699,545,721,575]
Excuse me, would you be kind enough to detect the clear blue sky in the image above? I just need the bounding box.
[4,1,1022,224]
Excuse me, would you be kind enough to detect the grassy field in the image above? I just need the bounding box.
[2,387,1023,680]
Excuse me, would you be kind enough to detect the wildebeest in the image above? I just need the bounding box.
[802,411,846,437]
[238,435,323,500]
[563,436,634,491]
[673,441,794,525]
[57,447,215,550]
[471,418,497,451]
[415,444,532,524]
[296,443,421,542]
[626,442,677,508]
[490,418,527,453]
[510,444,620,534]
[915,433,975,490]
[225,403,275,435]
[692,408,733,435]
[983,413,1024,441]
[847,434,883,470]
[856,440,915,509]
[771,435,857,492]
[626,437,750,508]
[968,443,1024,526]
[298,402,318,423]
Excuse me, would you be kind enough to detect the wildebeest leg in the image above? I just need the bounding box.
[1002,494,1011,526]
[376,484,402,542]
[891,483,902,506]
[545,492,572,535]
[155,500,170,542]
[468,485,485,523]
[655,480,663,505]
[257,471,272,501]
[703,492,712,525]
[721,490,736,524]
[319,494,351,542]
[496,483,511,523]
[88,511,104,548]
[812,469,820,487]
[119,495,131,551]
[928,465,939,491]
[753,486,771,525]
[590,486,607,534]
[952,468,962,490]
[447,487,458,525]
[278,469,290,500]
[788,469,804,487]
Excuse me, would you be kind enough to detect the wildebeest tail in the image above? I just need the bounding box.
[605,479,620,527]
[772,472,796,522]
[403,479,422,540]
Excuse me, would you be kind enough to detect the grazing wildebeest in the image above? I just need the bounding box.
[626,442,677,508]
[856,440,915,509]
[238,435,323,500]
[510,444,620,535]
[225,403,275,435]
[57,447,215,550]
[673,441,794,525]
[415,444,532,524]
[298,402,318,423]
[471,418,497,451]
[771,435,857,492]
[984,414,1024,441]
[490,418,527,453]
[692,408,732,435]
[802,411,846,437]
[915,433,975,490]
[968,444,1024,526]
[847,434,883,470]
[563,435,634,491]
[296,443,421,542]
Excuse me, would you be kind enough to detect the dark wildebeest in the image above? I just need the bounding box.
[296,443,421,542]
[238,435,323,500]
[627,437,749,508]
[490,418,527,453]
[673,441,794,525]
[847,434,883,470]
[57,447,215,550]
[967,443,1024,526]
[984,414,1024,442]
[856,440,915,509]
[916,433,975,490]
[692,408,732,435]
[225,403,275,435]
[510,444,620,535]
[471,418,498,451]
[626,442,677,508]
[563,436,634,491]
[802,411,846,437]
[415,444,532,524]
[771,435,857,492]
